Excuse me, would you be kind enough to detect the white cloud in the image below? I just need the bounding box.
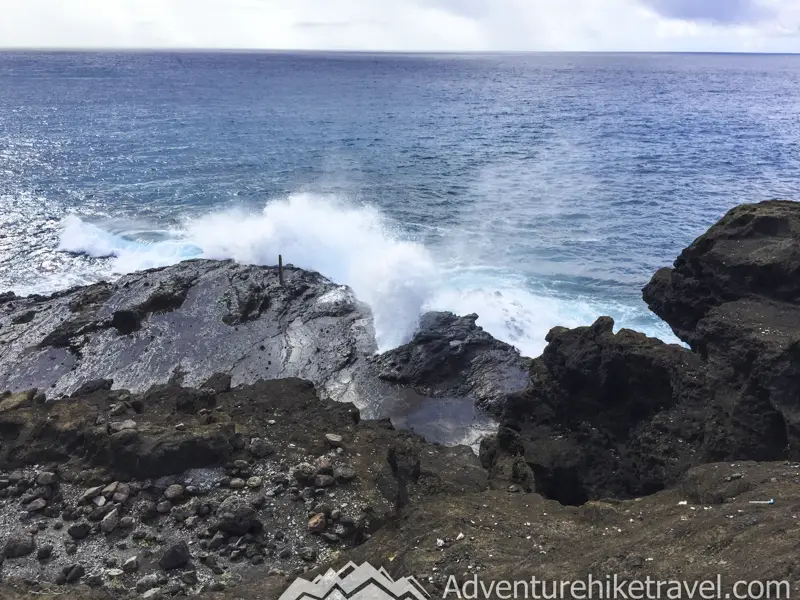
[0,0,798,52]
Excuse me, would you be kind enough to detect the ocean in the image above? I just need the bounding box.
[1,51,799,356]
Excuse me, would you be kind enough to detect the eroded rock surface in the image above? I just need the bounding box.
[644,201,800,461]
[369,312,531,413]
[491,317,707,503]
[0,260,374,403]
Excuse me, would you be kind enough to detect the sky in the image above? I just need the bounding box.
[1,0,799,53]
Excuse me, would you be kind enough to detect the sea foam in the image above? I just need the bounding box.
[57,193,679,355]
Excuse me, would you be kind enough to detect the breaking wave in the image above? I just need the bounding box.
[58,193,678,355]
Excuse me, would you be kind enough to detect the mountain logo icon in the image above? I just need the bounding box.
[278,561,431,600]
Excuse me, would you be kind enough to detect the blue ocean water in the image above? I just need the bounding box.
[1,52,799,355]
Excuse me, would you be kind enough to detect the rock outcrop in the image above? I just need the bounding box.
[368,312,531,413]
[0,260,375,405]
[644,200,800,461]
[492,317,707,504]
[490,200,800,504]
[0,261,527,445]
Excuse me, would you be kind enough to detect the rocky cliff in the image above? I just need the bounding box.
[1,200,799,599]
[489,200,800,505]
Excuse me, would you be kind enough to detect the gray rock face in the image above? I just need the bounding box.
[0,260,375,403]
[0,260,532,446]
[368,312,532,413]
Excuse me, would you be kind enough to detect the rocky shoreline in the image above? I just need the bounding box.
[0,200,799,598]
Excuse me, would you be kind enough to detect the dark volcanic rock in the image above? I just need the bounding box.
[3,532,35,558]
[644,201,800,461]
[158,542,191,570]
[643,201,800,346]
[0,260,375,404]
[370,311,531,412]
[494,316,707,503]
[214,496,263,536]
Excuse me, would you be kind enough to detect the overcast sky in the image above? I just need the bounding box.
[2,0,799,52]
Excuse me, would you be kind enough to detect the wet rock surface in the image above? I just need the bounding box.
[0,260,375,404]
[369,312,531,413]
[0,260,518,447]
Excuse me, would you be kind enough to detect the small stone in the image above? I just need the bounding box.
[164,484,184,501]
[182,570,198,585]
[80,486,104,504]
[316,457,334,475]
[334,464,357,482]
[4,533,35,558]
[246,476,263,489]
[229,478,245,489]
[36,472,57,486]
[105,568,124,578]
[26,498,47,512]
[156,501,172,514]
[67,522,91,540]
[209,581,225,592]
[308,513,326,534]
[65,542,78,555]
[85,573,104,588]
[249,438,273,458]
[119,516,135,529]
[314,475,335,488]
[102,481,119,497]
[142,588,163,600]
[101,509,119,533]
[92,495,107,507]
[297,546,317,562]
[321,533,340,544]
[123,555,140,573]
[136,573,160,593]
[158,541,191,570]
[109,419,137,433]
[325,433,344,448]
[292,463,315,483]
[175,423,186,431]
[208,531,227,549]
[37,544,53,560]
[65,564,85,583]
